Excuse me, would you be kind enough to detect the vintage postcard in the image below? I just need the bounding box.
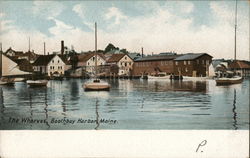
[0,0,249,157]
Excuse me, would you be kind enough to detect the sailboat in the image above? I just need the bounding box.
[215,0,243,86]
[83,23,110,91]
[0,43,29,85]
[26,41,48,87]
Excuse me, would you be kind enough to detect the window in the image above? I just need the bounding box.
[88,62,89,66]
[185,68,188,72]
[58,66,60,69]
[125,56,127,60]
[184,61,186,65]
[176,61,178,65]
[52,60,54,63]
[165,61,168,65]
[202,60,205,64]
[197,60,199,64]
[58,60,60,63]
[206,60,209,65]
[188,61,191,65]
[125,63,127,67]
[50,66,52,69]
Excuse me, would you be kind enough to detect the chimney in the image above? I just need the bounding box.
[44,42,46,55]
[61,40,64,55]
[141,47,144,57]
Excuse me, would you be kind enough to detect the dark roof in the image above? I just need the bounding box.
[107,54,126,63]
[58,55,70,65]
[135,55,180,62]
[12,59,30,65]
[78,53,105,62]
[33,54,56,66]
[174,53,212,61]
[229,61,250,69]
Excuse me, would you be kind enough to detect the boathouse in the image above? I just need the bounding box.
[173,53,213,77]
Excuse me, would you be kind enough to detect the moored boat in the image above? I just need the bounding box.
[147,75,170,80]
[182,76,208,81]
[83,22,110,91]
[84,79,110,91]
[26,80,48,87]
[0,77,15,85]
[215,76,243,85]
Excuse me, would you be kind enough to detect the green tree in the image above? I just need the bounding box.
[104,43,119,53]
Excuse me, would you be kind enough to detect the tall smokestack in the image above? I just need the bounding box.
[44,42,46,55]
[61,40,64,55]
[141,47,144,57]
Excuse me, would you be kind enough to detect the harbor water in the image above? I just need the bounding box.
[0,78,249,130]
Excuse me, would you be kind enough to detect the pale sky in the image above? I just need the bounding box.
[0,0,249,60]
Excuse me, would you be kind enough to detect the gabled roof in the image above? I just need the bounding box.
[33,54,56,66]
[229,60,250,69]
[78,53,105,62]
[174,53,212,61]
[135,55,180,62]
[107,53,133,63]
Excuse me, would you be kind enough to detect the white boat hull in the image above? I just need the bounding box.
[147,75,170,79]
[27,80,48,87]
[182,76,208,81]
[215,76,243,85]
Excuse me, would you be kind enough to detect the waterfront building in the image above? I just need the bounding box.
[77,53,106,75]
[106,54,134,76]
[33,54,69,76]
[173,53,213,77]
[228,60,250,77]
[132,54,179,76]
[4,47,38,63]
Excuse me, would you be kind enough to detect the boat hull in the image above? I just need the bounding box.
[27,80,48,87]
[215,77,243,85]
[84,82,110,91]
[147,75,170,79]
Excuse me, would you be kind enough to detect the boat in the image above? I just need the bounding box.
[215,76,243,85]
[215,0,243,86]
[26,79,48,87]
[26,41,48,87]
[147,75,170,79]
[84,79,110,91]
[183,76,208,81]
[83,22,110,91]
[0,77,15,85]
[147,72,170,80]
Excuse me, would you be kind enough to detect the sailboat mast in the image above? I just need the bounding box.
[234,0,238,61]
[29,37,31,52]
[95,22,97,78]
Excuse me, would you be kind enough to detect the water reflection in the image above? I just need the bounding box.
[144,80,207,92]
[44,88,50,129]
[0,79,249,130]
[232,89,238,130]
[62,95,66,116]
[0,88,5,125]
[95,98,100,130]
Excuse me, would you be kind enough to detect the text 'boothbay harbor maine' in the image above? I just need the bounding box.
[0,1,249,130]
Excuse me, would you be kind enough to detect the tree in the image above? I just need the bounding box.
[104,43,119,53]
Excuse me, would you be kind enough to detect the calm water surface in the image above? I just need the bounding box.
[0,79,249,130]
